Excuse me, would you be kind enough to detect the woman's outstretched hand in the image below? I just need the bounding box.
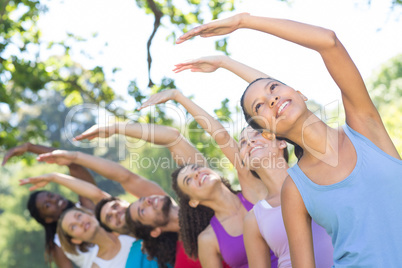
[37,150,77,166]
[138,89,181,111]
[176,13,249,44]
[173,55,226,73]
[2,143,29,166]
[19,174,54,191]
[74,124,116,141]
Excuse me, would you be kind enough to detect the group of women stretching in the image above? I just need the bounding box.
[5,12,401,268]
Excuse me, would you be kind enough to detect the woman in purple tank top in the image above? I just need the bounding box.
[171,164,266,268]
[140,89,276,268]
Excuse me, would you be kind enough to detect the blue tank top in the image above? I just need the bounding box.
[210,193,278,268]
[287,124,402,267]
[125,239,160,268]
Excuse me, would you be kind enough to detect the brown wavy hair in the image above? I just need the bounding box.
[56,207,94,255]
[171,165,239,258]
[125,206,177,268]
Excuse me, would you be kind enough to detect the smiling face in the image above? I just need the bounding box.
[239,126,286,171]
[176,165,221,202]
[100,199,130,234]
[242,78,307,136]
[61,209,100,243]
[36,191,70,223]
[128,195,173,228]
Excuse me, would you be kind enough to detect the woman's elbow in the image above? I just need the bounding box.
[320,29,339,50]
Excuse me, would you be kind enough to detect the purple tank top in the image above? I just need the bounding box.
[210,193,278,268]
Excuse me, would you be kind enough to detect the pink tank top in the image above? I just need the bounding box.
[253,200,333,268]
[210,193,278,268]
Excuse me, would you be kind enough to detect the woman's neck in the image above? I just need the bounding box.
[202,187,242,218]
[255,157,288,199]
[91,229,120,259]
[287,111,339,165]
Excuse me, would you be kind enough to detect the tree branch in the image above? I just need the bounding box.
[146,0,163,88]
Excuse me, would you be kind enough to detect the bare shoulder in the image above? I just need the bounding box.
[244,209,257,227]
[198,224,220,258]
[198,225,217,244]
[281,175,298,196]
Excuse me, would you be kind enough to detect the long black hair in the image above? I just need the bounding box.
[27,191,75,262]
[240,78,304,161]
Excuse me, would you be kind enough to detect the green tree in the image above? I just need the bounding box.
[367,54,402,155]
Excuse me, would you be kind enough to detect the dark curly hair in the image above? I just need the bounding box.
[94,196,120,232]
[240,78,304,161]
[27,191,75,264]
[125,206,177,268]
[171,165,239,258]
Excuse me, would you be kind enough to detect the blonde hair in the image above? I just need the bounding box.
[56,207,94,255]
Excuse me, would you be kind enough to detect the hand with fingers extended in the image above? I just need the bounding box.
[173,55,227,74]
[37,150,78,166]
[138,89,182,111]
[176,13,249,44]
[19,173,55,191]
[74,124,117,141]
[2,143,29,166]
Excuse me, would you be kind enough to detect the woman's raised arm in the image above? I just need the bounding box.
[139,89,268,203]
[37,150,167,198]
[177,13,399,158]
[19,173,110,204]
[174,55,271,83]
[75,122,207,166]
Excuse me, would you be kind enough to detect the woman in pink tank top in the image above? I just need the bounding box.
[239,126,333,268]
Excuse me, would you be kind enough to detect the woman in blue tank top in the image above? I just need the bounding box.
[175,13,402,267]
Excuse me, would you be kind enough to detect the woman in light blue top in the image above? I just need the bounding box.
[176,13,402,267]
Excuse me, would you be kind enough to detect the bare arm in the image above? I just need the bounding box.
[174,55,271,83]
[281,176,315,267]
[244,210,272,268]
[75,122,207,166]
[198,229,223,268]
[37,150,167,198]
[139,89,268,203]
[68,164,97,210]
[2,143,55,166]
[19,173,110,204]
[2,143,99,208]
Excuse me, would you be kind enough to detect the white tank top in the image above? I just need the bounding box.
[92,235,136,268]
